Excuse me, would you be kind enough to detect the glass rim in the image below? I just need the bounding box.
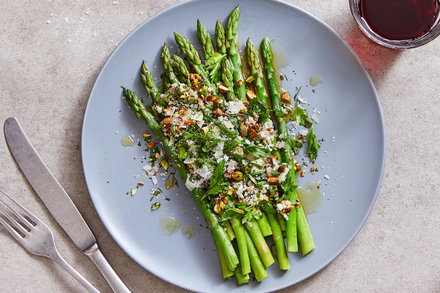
[349,0,440,49]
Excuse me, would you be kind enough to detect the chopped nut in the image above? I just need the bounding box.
[231,171,244,181]
[151,202,161,211]
[215,198,226,213]
[267,177,279,184]
[237,79,243,86]
[235,209,245,214]
[300,170,306,177]
[185,119,196,126]
[311,167,317,172]
[239,123,248,137]
[137,181,144,186]
[245,76,254,84]
[281,92,291,104]
[213,108,223,116]
[160,159,169,170]
[142,133,151,137]
[161,117,175,125]
[147,142,157,148]
[246,88,257,100]
[279,117,284,124]
[294,162,302,173]
[218,84,230,93]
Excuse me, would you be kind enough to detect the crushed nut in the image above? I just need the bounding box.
[213,108,223,116]
[245,76,254,84]
[231,171,244,181]
[246,88,257,100]
[218,84,230,93]
[161,117,175,125]
[267,177,280,184]
[281,92,291,104]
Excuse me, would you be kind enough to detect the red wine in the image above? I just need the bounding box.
[360,0,439,40]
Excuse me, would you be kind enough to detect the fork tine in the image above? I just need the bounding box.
[0,203,29,236]
[0,188,37,227]
[0,210,26,239]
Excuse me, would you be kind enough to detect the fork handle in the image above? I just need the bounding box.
[50,250,100,293]
[85,243,131,293]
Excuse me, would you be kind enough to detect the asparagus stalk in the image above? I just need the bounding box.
[122,87,239,270]
[161,42,179,85]
[244,230,268,282]
[246,37,291,269]
[245,220,274,268]
[214,237,234,279]
[225,5,246,100]
[173,32,210,82]
[257,213,272,237]
[267,213,290,270]
[230,218,250,275]
[141,60,161,102]
[170,55,190,84]
[234,266,250,285]
[197,19,214,60]
[277,213,287,232]
[215,19,227,55]
[261,37,315,255]
[246,38,269,107]
[221,58,235,101]
[222,220,236,241]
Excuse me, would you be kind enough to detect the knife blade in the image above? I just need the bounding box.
[4,117,130,293]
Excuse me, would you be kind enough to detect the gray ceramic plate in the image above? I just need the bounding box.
[81,0,385,291]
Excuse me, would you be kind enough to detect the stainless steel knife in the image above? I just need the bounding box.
[4,117,131,293]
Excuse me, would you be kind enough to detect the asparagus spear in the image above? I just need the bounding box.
[161,42,179,85]
[246,37,291,269]
[170,55,190,84]
[267,213,290,270]
[173,32,210,81]
[230,218,250,275]
[261,37,315,255]
[221,58,235,101]
[245,220,274,268]
[225,5,246,100]
[244,230,268,282]
[122,87,240,270]
[197,19,214,60]
[141,60,161,102]
[246,38,269,107]
[215,19,227,55]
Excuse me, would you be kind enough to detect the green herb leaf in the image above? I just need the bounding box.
[248,98,270,121]
[290,137,303,155]
[287,106,312,127]
[177,145,187,160]
[205,52,225,81]
[306,124,320,162]
[243,145,270,158]
[202,160,227,199]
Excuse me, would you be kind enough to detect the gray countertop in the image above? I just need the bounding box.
[1,0,439,292]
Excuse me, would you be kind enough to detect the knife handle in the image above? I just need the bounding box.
[85,243,131,293]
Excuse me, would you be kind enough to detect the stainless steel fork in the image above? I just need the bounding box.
[0,188,99,293]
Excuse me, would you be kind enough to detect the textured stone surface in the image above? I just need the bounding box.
[0,0,439,292]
